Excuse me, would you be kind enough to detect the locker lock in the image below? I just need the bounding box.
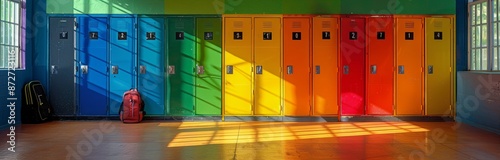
[140,65,146,74]
[343,65,349,75]
[81,65,89,74]
[428,65,434,74]
[256,65,263,74]
[398,65,405,74]
[168,65,176,74]
[370,65,377,74]
[51,65,58,75]
[287,65,293,74]
[197,65,205,75]
[112,66,119,74]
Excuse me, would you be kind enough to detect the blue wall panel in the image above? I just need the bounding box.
[457,72,500,134]
[109,17,137,115]
[78,16,109,116]
[138,16,166,116]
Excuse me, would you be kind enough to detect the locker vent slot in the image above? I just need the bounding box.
[350,21,357,27]
[405,22,414,28]
[263,21,272,28]
[175,22,184,29]
[204,22,213,29]
[322,21,331,28]
[90,21,98,28]
[234,21,243,28]
[118,21,126,28]
[292,22,301,28]
[434,21,443,28]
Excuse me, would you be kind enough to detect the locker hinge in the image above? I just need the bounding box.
[450,67,452,72]
[74,22,78,28]
[135,23,138,29]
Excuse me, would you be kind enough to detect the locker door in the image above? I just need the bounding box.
[395,18,424,115]
[425,17,453,115]
[138,17,165,116]
[312,17,339,115]
[49,17,76,116]
[195,17,222,115]
[284,17,311,116]
[254,17,282,115]
[366,17,394,115]
[340,18,366,115]
[78,17,108,116]
[224,18,253,115]
[109,17,136,115]
[167,17,196,116]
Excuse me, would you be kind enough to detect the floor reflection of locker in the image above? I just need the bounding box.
[284,17,311,116]
[138,16,165,116]
[425,17,453,116]
[312,17,339,116]
[49,17,76,116]
[78,17,108,116]
[340,17,366,116]
[109,17,136,115]
[395,17,424,115]
[195,17,222,115]
[224,17,253,115]
[167,17,196,116]
[254,17,282,115]
[366,16,394,115]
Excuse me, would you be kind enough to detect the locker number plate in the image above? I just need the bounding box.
[60,32,68,39]
[377,32,385,40]
[292,32,301,40]
[263,32,272,40]
[176,32,184,40]
[118,32,127,40]
[90,32,98,39]
[434,32,443,40]
[405,32,414,40]
[322,32,330,40]
[234,32,243,40]
[146,32,156,40]
[349,32,357,40]
[204,32,213,40]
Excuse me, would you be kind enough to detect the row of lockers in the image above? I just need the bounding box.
[47,15,454,117]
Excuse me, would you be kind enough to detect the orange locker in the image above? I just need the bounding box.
[395,17,424,115]
[425,17,454,116]
[312,17,339,115]
[284,17,311,116]
[366,16,394,115]
[224,17,253,115]
[340,17,366,116]
[254,17,282,115]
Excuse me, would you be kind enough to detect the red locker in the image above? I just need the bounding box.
[340,17,366,115]
[366,16,394,115]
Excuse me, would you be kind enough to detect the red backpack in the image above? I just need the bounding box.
[119,89,145,123]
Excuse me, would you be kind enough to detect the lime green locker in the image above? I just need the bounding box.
[167,17,196,116]
[195,17,222,115]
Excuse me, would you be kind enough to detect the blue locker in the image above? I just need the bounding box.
[138,16,166,115]
[109,17,137,115]
[78,17,109,115]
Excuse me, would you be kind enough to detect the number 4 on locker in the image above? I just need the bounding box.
[434,32,443,40]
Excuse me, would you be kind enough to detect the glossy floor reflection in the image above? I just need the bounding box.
[0,121,499,160]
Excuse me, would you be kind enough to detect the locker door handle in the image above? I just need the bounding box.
[370,65,377,74]
[140,65,146,74]
[256,65,263,75]
[428,65,434,74]
[168,65,176,74]
[197,65,205,75]
[51,65,58,75]
[287,65,293,74]
[112,66,119,74]
[226,65,233,74]
[81,65,88,74]
[398,65,405,74]
[343,65,349,75]
[315,65,320,74]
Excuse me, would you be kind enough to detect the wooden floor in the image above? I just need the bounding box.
[1,121,499,160]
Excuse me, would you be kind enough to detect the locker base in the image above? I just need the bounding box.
[222,116,339,122]
[340,116,454,122]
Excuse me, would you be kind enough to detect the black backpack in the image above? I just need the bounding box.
[21,81,53,123]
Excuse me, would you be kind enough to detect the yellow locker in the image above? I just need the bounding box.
[224,17,253,115]
[425,17,454,116]
[254,17,282,115]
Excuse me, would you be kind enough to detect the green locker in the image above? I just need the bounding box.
[195,17,222,115]
[167,17,196,116]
